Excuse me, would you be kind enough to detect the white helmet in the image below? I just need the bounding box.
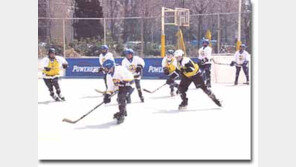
[174,49,184,58]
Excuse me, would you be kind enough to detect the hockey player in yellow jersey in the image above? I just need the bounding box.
[162,50,179,96]
[170,50,221,110]
[40,48,68,101]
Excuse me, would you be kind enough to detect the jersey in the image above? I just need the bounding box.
[177,57,199,78]
[40,56,68,78]
[121,56,145,79]
[198,46,212,64]
[106,66,134,93]
[162,56,177,75]
[234,50,250,65]
[99,52,115,66]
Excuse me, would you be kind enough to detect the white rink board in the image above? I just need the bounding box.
[38,79,251,160]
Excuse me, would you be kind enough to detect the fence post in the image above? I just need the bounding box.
[62,19,66,57]
[104,18,106,45]
[141,17,144,57]
[217,14,220,54]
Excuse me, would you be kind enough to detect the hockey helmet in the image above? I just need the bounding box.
[102,59,115,69]
[174,49,184,58]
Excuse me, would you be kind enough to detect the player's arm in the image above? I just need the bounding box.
[135,57,145,73]
[58,56,68,69]
[41,58,51,71]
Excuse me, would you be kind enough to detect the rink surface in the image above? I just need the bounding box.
[38,78,251,160]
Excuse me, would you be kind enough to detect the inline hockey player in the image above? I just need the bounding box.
[40,48,68,101]
[162,50,179,96]
[230,44,250,85]
[122,48,145,103]
[102,60,134,124]
[172,49,221,110]
[98,45,115,88]
[198,39,212,88]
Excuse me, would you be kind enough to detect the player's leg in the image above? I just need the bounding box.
[235,66,241,85]
[178,77,191,109]
[204,64,211,87]
[169,79,179,96]
[114,86,129,124]
[242,65,249,84]
[52,77,65,100]
[193,73,222,107]
[135,79,144,102]
[125,87,134,104]
[103,74,107,89]
[43,78,59,101]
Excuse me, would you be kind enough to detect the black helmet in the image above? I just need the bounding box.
[48,48,56,54]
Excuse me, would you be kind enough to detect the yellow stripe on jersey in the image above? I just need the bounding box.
[178,59,199,78]
[43,59,60,76]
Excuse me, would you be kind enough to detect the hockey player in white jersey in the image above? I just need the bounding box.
[40,48,68,101]
[121,48,145,102]
[97,45,115,88]
[102,60,134,124]
[230,44,250,85]
[162,50,179,96]
[198,39,212,88]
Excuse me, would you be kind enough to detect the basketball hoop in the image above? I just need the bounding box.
[175,8,190,27]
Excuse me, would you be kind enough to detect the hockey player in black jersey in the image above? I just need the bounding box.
[171,50,222,110]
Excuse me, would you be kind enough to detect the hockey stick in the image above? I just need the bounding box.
[143,83,167,93]
[94,88,106,94]
[62,93,117,124]
[211,59,230,66]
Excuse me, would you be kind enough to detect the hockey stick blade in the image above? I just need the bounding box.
[62,118,78,124]
[143,88,152,93]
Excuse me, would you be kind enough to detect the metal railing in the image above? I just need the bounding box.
[38,11,252,58]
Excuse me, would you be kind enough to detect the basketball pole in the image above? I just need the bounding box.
[161,7,165,58]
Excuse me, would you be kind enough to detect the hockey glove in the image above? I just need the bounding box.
[135,65,143,73]
[44,67,51,71]
[98,67,104,73]
[230,61,236,67]
[243,61,249,66]
[103,94,111,104]
[163,67,170,75]
[202,57,209,64]
[62,64,68,69]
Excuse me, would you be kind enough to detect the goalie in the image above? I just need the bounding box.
[162,50,179,96]
[230,44,250,85]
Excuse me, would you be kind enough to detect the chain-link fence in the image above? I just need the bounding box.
[38,12,252,58]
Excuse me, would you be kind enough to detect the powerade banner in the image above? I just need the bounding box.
[65,58,200,79]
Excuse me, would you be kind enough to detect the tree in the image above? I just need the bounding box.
[73,0,104,40]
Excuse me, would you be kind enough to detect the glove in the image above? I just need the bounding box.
[103,94,111,104]
[166,78,174,85]
[62,64,68,69]
[243,61,249,66]
[201,57,209,65]
[135,65,143,73]
[98,67,104,73]
[134,74,140,79]
[180,68,185,73]
[230,61,236,66]
[44,67,51,71]
[163,67,170,75]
